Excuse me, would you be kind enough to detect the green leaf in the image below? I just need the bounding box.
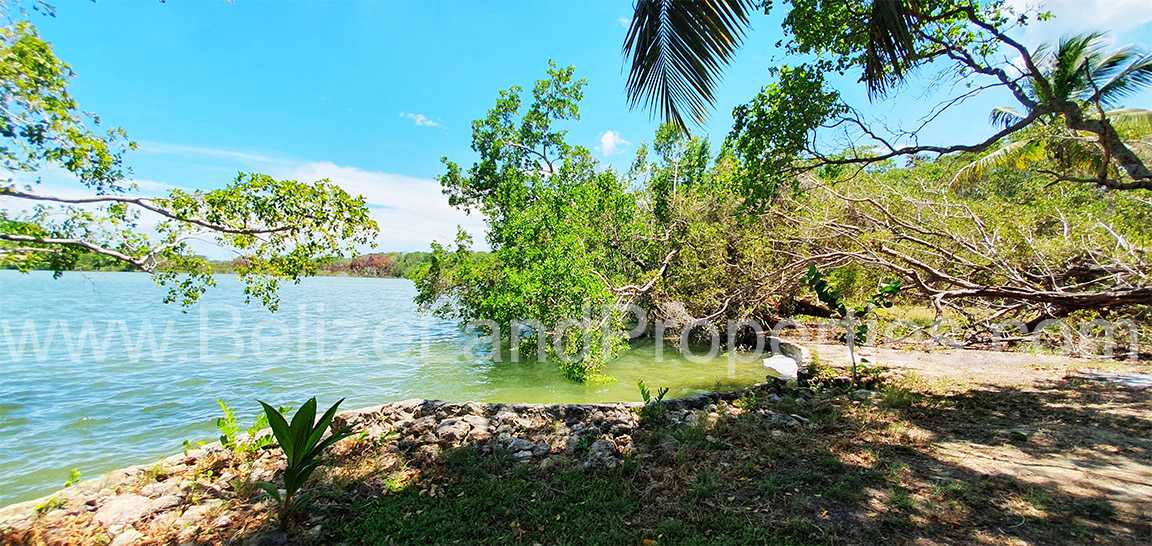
[305,398,345,454]
[288,397,318,464]
[259,400,295,462]
[253,481,281,502]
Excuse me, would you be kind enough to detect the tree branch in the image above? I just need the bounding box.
[0,233,153,270]
[0,187,300,235]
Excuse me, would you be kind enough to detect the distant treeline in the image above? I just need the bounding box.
[1,252,136,273]
[8,251,436,279]
[209,251,434,279]
[320,252,432,278]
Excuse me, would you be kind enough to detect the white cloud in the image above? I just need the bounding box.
[598,130,631,156]
[281,162,485,251]
[617,16,631,30]
[136,141,292,165]
[400,112,441,128]
[4,144,487,256]
[1005,0,1152,44]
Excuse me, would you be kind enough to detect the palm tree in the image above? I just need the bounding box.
[622,0,923,130]
[953,33,1152,186]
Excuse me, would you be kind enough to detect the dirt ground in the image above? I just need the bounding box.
[812,343,1152,523]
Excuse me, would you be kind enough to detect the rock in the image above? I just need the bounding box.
[770,430,787,440]
[760,411,800,429]
[462,401,486,415]
[531,442,551,457]
[243,529,290,546]
[109,527,143,546]
[468,428,492,442]
[851,389,877,401]
[177,499,223,528]
[94,494,153,527]
[582,439,619,469]
[459,414,490,432]
[539,457,562,471]
[413,444,442,464]
[769,337,810,367]
[150,495,183,512]
[614,435,634,456]
[211,514,232,527]
[763,355,799,381]
[138,481,173,498]
[248,466,275,483]
[1008,427,1032,442]
[409,416,438,435]
[511,450,534,462]
[393,398,424,413]
[564,435,583,453]
[494,411,529,432]
[506,437,535,452]
[149,510,181,533]
[436,418,472,444]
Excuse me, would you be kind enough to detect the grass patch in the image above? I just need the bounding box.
[323,377,1150,545]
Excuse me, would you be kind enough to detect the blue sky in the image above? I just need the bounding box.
[20,0,1152,253]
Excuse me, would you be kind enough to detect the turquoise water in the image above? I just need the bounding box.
[0,271,764,505]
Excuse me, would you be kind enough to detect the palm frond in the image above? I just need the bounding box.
[1049,32,1107,102]
[863,0,923,98]
[950,139,1038,188]
[623,0,755,131]
[1087,46,1137,83]
[1094,52,1152,106]
[989,106,1027,130]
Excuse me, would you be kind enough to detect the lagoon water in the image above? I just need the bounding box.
[0,271,764,505]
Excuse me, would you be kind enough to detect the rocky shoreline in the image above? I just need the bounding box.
[0,384,796,545]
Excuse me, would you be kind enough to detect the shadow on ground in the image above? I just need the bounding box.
[211,376,1151,545]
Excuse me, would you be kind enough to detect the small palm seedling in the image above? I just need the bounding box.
[255,397,352,528]
[637,380,670,425]
[803,265,901,386]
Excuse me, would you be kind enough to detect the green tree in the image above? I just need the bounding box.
[624,0,1152,191]
[0,18,377,310]
[417,63,661,382]
[954,34,1152,187]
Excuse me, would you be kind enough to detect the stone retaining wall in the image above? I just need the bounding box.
[0,384,786,545]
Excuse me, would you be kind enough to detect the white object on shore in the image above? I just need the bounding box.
[763,355,799,381]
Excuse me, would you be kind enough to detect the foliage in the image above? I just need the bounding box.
[951,31,1152,187]
[806,244,894,385]
[314,251,434,279]
[622,0,757,131]
[781,154,1151,348]
[625,1,1152,190]
[803,265,901,345]
[63,468,80,488]
[255,397,352,528]
[32,496,64,515]
[0,17,378,311]
[215,400,285,456]
[416,63,651,382]
[0,21,131,189]
[727,65,846,204]
[637,380,670,425]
